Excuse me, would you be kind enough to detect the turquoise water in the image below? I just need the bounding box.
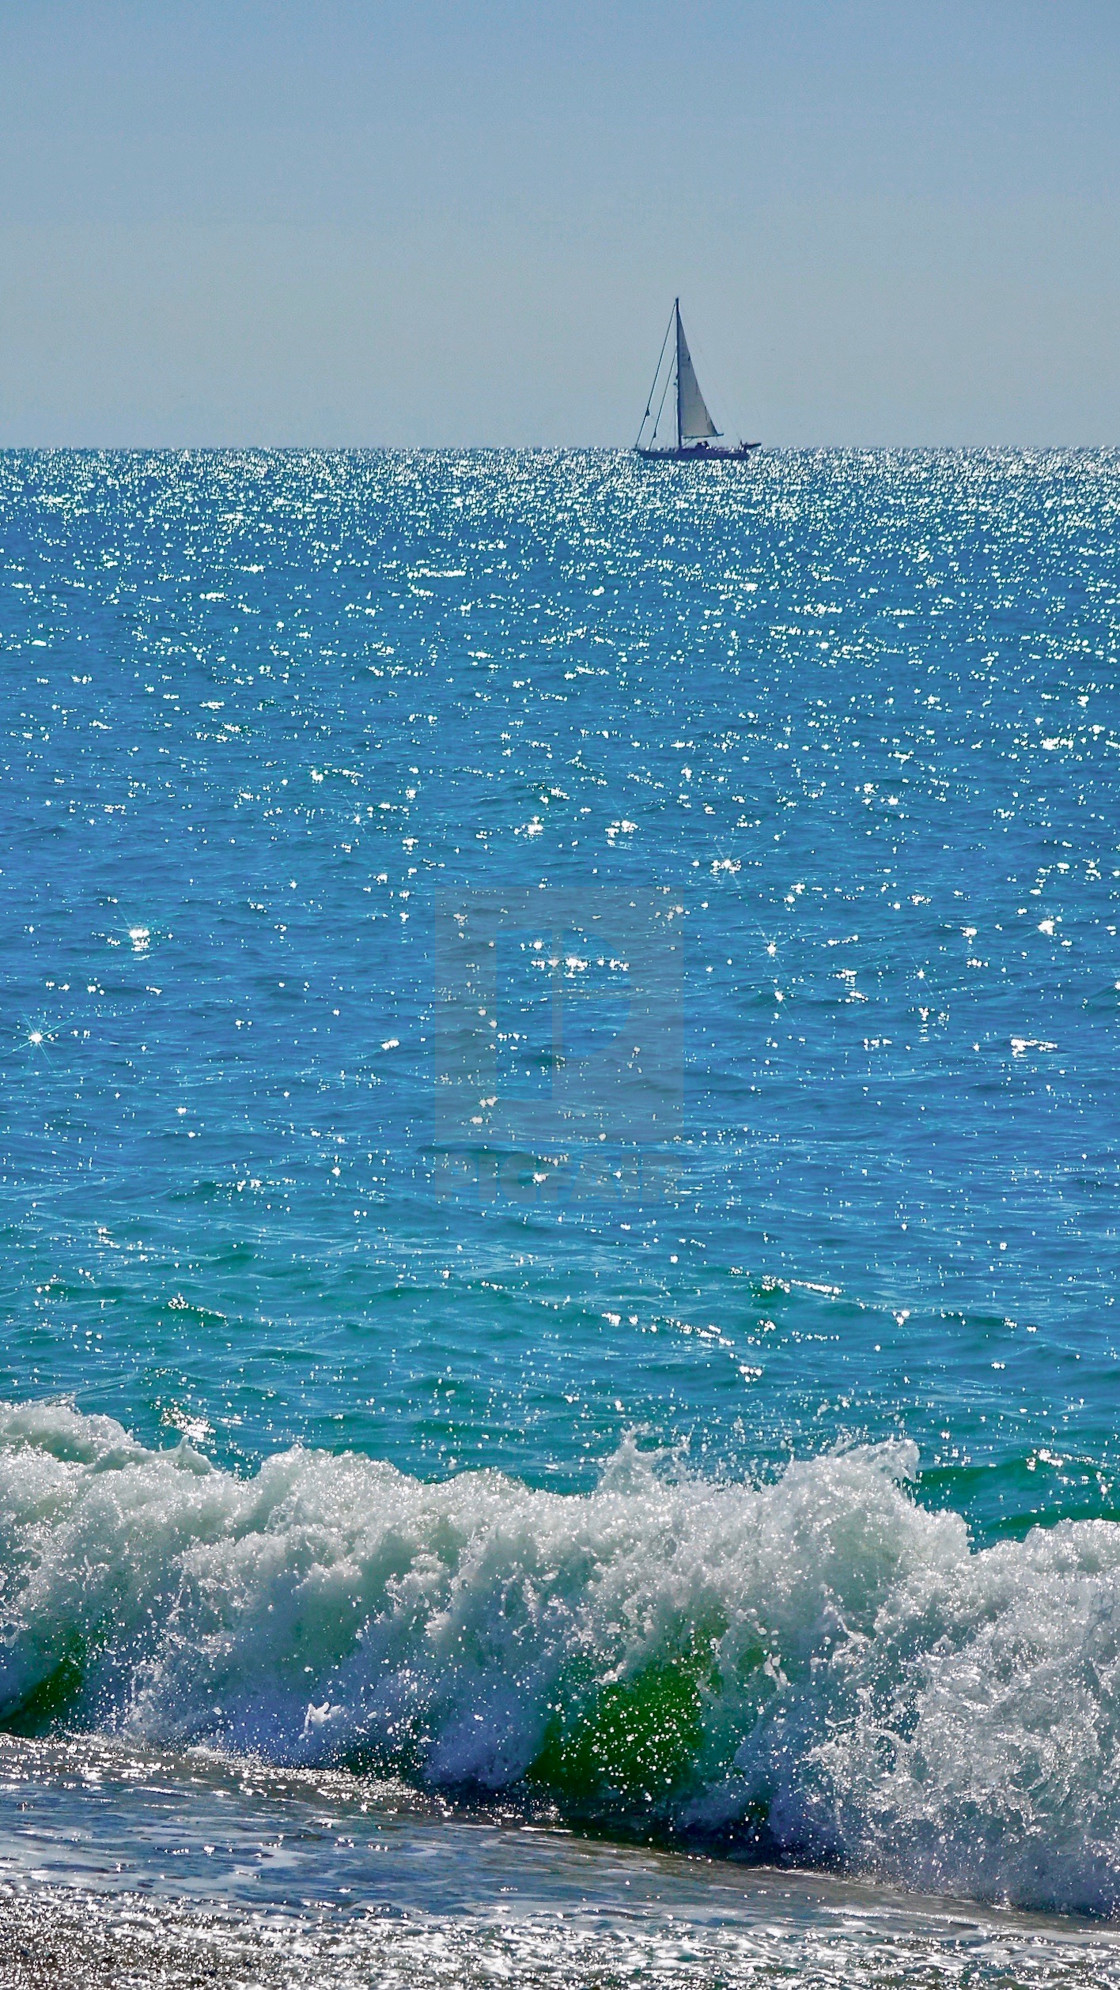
[2,449,1120,1973]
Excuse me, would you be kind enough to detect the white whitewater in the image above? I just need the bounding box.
[4,1400,1120,1919]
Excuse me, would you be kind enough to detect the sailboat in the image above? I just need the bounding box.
[635,299,757,461]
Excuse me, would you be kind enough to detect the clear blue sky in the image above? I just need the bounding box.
[1,0,1117,445]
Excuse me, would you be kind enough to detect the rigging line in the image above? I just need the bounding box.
[635,305,676,447]
[651,354,675,446]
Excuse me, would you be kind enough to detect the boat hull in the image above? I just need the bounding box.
[634,444,759,462]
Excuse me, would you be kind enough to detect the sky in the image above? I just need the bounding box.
[0,0,1118,446]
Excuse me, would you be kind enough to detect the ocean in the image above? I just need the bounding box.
[2,446,1119,1984]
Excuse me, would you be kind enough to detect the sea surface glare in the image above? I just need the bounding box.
[1,447,1119,1986]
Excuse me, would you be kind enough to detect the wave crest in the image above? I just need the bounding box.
[2,1400,1119,1915]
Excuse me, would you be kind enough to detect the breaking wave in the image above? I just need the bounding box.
[3,1399,1120,1917]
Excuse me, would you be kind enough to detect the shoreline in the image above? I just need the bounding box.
[3,1869,1119,1990]
[3,1735,1119,1990]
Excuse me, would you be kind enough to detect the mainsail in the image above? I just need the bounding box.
[675,309,719,441]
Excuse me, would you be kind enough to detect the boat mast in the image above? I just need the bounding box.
[674,297,683,452]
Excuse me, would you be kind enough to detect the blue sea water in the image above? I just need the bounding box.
[2,448,1120,1981]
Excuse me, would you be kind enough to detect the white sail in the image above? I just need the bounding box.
[676,314,719,440]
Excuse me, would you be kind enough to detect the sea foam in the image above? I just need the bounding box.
[2,1398,1119,1916]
